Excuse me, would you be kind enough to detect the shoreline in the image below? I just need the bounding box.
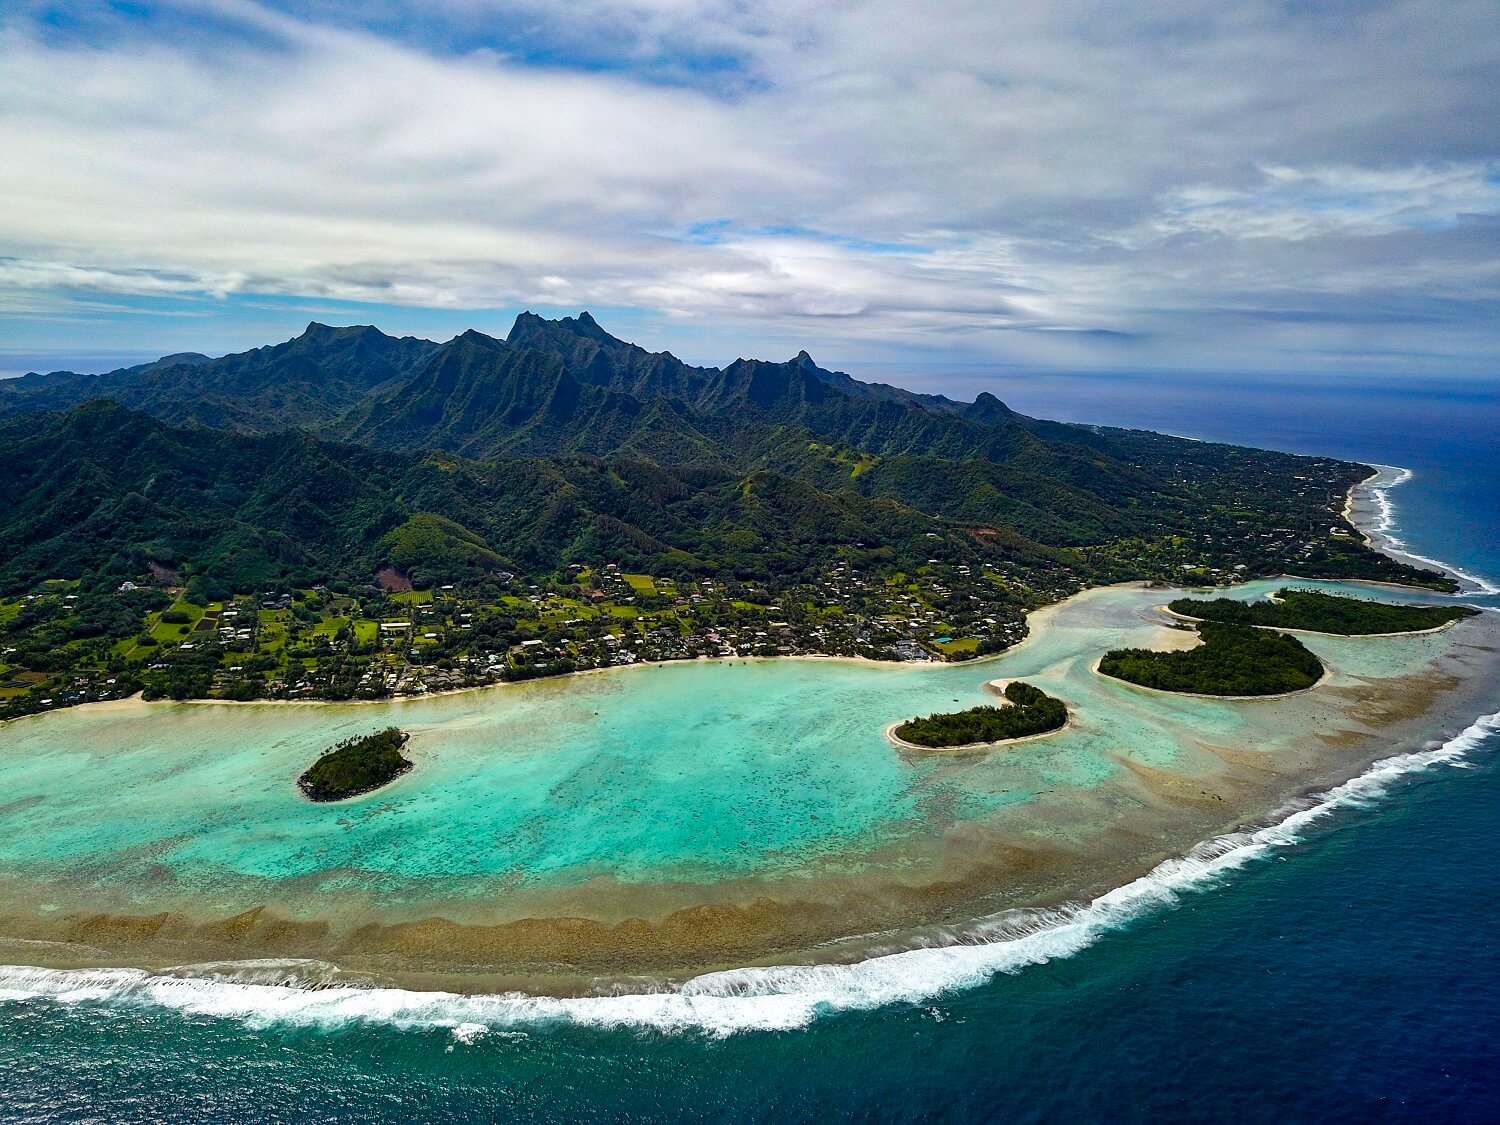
[1089,655,1332,701]
[0,649,969,728]
[6,573,1377,727]
[2,463,1483,734]
[1342,465,1381,542]
[0,589,1494,993]
[1154,603,1465,639]
[1343,465,1500,596]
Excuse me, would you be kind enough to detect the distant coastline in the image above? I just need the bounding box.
[1344,465,1499,596]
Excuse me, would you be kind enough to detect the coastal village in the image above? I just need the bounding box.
[0,473,1404,718]
[0,558,1046,714]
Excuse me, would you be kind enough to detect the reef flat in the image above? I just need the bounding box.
[0,576,1493,991]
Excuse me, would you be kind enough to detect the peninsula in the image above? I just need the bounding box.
[0,314,1452,724]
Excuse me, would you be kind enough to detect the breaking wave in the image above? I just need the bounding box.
[3,712,1496,1039]
[1362,466,1499,595]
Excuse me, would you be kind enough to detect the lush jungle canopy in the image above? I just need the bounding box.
[895,681,1067,748]
[1098,622,1324,696]
[1169,589,1477,635]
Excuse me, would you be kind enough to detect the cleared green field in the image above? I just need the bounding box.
[623,574,656,594]
[934,637,980,654]
[143,599,205,640]
[392,590,433,605]
[256,613,287,653]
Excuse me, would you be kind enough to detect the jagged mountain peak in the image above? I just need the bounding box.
[506,311,547,339]
[507,310,626,349]
[451,328,507,349]
[0,311,1039,466]
[298,321,383,341]
[964,390,1017,423]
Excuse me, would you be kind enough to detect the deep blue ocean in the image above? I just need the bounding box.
[3,372,1497,1123]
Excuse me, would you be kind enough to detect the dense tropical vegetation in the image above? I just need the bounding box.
[1169,589,1477,635]
[1098,621,1324,696]
[0,313,1450,720]
[297,727,412,801]
[895,681,1068,748]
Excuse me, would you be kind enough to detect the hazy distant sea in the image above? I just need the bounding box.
[2,371,1498,1123]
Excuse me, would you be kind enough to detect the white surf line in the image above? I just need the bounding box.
[1360,465,1499,596]
[3,711,1497,1039]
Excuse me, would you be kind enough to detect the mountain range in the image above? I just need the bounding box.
[0,313,1439,597]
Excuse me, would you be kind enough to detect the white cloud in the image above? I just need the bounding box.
[1151,164,1500,242]
[1,0,1499,370]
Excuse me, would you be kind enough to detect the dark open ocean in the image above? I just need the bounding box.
[3,372,1497,1123]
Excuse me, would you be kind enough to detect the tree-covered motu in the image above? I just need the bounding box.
[1098,621,1324,696]
[895,681,1068,748]
[1169,589,1477,635]
[298,727,412,802]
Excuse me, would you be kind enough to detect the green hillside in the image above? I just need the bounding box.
[0,314,1450,602]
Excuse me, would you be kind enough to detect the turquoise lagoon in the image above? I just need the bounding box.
[0,578,1490,978]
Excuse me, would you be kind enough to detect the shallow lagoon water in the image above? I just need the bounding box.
[0,577,1490,978]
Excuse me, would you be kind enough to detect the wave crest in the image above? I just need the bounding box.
[1363,466,1499,595]
[2,712,1497,1038]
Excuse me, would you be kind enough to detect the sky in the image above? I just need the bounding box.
[2,0,1499,383]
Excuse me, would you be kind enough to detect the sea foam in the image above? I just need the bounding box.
[1364,466,1500,595]
[3,712,1497,1039]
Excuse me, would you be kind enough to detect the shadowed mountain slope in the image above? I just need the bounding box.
[3,324,437,433]
[0,314,1449,595]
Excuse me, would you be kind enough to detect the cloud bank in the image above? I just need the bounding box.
[3,0,1499,371]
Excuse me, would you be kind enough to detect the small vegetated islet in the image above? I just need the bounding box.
[1169,588,1476,635]
[298,727,412,801]
[896,681,1067,748]
[1099,620,1323,696]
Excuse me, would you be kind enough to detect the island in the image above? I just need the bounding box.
[297,727,413,802]
[892,681,1068,749]
[1167,588,1477,635]
[1097,621,1324,696]
[0,314,1457,725]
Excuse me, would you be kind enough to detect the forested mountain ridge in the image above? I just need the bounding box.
[0,401,1149,596]
[2,323,438,433]
[0,316,1456,719]
[0,313,1449,600]
[2,312,1114,467]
